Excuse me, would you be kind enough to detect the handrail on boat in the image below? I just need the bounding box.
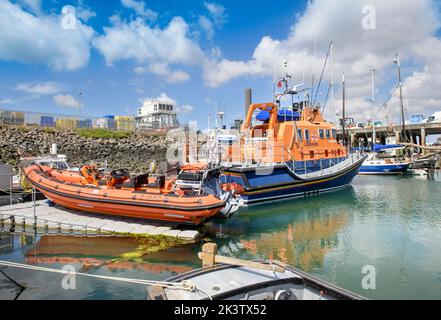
[220,141,362,176]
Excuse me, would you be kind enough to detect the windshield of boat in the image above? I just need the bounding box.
[54,161,69,170]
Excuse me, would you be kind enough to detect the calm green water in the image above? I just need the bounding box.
[1,173,441,300]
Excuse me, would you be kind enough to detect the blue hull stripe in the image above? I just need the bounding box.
[228,157,366,204]
[359,164,409,174]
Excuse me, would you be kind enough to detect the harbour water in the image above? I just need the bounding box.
[1,173,441,300]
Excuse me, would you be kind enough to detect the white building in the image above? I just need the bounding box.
[136,99,179,131]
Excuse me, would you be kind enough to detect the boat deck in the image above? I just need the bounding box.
[0,200,200,241]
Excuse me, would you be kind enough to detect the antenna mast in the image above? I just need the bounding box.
[371,68,376,147]
[330,43,335,124]
[342,73,346,147]
[311,37,317,103]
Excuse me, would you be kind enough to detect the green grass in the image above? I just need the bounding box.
[76,128,131,139]
[42,127,56,134]
[16,125,30,132]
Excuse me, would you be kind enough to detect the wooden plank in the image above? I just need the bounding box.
[198,242,285,273]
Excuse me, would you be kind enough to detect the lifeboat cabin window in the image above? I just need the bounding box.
[297,129,303,141]
[332,129,337,139]
[305,129,310,141]
[310,151,314,158]
[319,129,324,139]
[326,130,331,139]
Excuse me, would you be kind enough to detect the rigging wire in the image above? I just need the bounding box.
[312,42,332,106]
[321,84,332,116]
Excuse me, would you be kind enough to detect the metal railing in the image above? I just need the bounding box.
[216,141,363,177]
[0,173,17,208]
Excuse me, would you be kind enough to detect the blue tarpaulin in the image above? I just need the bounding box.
[256,109,300,122]
[256,110,271,121]
[373,144,404,152]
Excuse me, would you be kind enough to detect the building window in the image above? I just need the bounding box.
[305,129,310,141]
[319,129,324,139]
[326,130,331,139]
[297,128,303,141]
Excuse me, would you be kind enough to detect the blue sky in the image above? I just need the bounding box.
[0,0,441,130]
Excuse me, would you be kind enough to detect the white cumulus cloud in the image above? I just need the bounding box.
[198,15,215,40]
[53,94,82,109]
[134,63,190,83]
[141,92,177,106]
[0,1,95,71]
[202,0,441,123]
[94,16,204,84]
[204,2,227,27]
[121,0,158,22]
[16,81,63,95]
[176,104,194,114]
[0,98,14,105]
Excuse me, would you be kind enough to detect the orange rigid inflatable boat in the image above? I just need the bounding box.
[24,164,228,225]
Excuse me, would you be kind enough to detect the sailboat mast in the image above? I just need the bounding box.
[342,73,346,147]
[372,68,376,147]
[394,53,406,141]
[311,37,317,106]
[330,42,335,124]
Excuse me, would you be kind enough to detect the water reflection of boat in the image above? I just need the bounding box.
[240,212,348,272]
[0,234,14,254]
[205,186,356,237]
[22,235,197,274]
[204,189,355,272]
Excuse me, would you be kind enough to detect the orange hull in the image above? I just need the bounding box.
[24,165,225,225]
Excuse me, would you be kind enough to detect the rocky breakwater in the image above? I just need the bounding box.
[0,125,171,173]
